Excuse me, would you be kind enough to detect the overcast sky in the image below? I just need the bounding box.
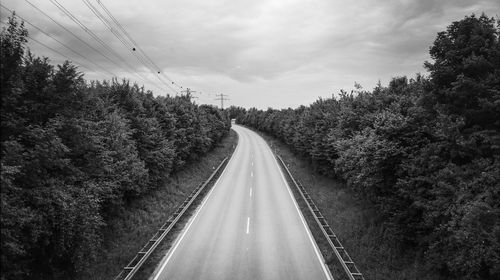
[1,0,499,109]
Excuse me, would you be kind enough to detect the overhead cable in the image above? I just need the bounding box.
[1,4,117,77]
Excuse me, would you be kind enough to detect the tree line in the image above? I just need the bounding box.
[1,15,230,279]
[235,14,499,279]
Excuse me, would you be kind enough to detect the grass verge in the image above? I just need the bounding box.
[77,129,238,280]
[259,130,437,280]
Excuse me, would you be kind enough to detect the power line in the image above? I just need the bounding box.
[1,19,97,75]
[82,0,132,50]
[48,0,169,93]
[80,0,178,94]
[93,0,155,72]
[5,6,167,95]
[83,1,161,73]
[96,0,181,92]
[97,0,158,71]
[46,1,129,70]
[23,1,166,93]
[94,0,183,90]
[49,0,119,61]
[81,0,159,81]
[5,2,219,99]
[24,0,119,76]
[215,93,230,109]
[195,91,213,105]
[12,31,92,73]
[27,35,91,70]
[156,74,180,93]
[180,88,196,95]
[0,4,115,77]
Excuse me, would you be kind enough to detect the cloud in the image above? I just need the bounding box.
[1,0,499,108]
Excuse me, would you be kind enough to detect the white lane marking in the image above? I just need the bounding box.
[246,217,250,234]
[152,132,239,280]
[265,143,333,280]
[251,161,254,166]
[250,187,253,197]
[251,171,253,177]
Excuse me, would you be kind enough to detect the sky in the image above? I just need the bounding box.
[1,0,499,109]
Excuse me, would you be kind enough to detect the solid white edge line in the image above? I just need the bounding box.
[263,137,334,280]
[151,128,240,280]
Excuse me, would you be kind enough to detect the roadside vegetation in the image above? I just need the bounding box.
[260,130,437,280]
[77,129,237,280]
[234,14,500,280]
[1,14,231,279]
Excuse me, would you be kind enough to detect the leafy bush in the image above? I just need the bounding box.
[0,14,230,279]
[239,13,500,279]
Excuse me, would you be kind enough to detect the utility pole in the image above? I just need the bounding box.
[181,88,196,95]
[181,88,198,103]
[215,93,229,109]
[190,95,198,104]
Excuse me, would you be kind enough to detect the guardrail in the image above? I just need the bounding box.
[275,154,365,280]
[114,157,229,280]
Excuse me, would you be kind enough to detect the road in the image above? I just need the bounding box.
[151,125,332,280]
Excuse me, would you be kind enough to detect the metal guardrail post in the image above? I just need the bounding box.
[114,157,229,280]
[275,154,365,280]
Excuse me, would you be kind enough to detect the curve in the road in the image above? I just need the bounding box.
[151,125,332,280]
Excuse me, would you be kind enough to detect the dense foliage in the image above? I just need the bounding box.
[0,15,230,279]
[238,14,500,279]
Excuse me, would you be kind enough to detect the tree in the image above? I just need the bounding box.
[424,14,500,130]
[1,14,231,279]
[1,13,28,140]
[238,14,500,278]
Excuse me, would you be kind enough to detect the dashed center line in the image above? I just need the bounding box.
[250,188,253,197]
[246,217,250,234]
[251,171,253,177]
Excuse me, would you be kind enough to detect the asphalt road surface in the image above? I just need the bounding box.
[151,125,332,280]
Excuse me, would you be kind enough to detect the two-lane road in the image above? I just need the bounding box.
[152,125,331,280]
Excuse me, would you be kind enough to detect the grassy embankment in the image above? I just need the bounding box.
[77,129,238,280]
[259,131,438,280]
